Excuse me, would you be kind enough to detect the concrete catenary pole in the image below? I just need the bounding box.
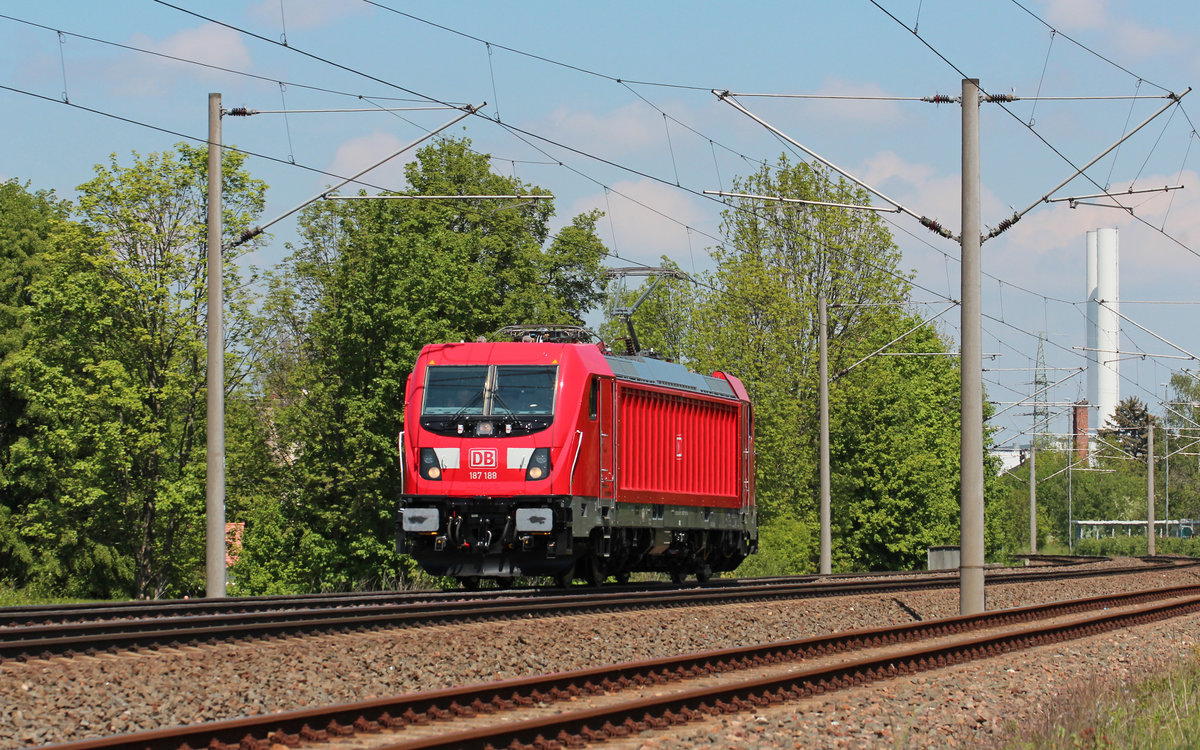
[206,93,226,598]
[1147,425,1156,555]
[818,295,831,575]
[959,78,985,614]
[1029,444,1036,555]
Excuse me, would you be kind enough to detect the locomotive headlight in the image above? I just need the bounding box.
[525,448,551,481]
[419,448,443,481]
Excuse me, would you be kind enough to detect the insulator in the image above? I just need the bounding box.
[920,217,951,238]
[987,94,1017,103]
[924,94,954,104]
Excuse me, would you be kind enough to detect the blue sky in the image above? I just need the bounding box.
[3,1,1200,452]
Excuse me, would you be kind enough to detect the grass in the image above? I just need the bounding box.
[1004,648,1200,749]
[0,586,98,607]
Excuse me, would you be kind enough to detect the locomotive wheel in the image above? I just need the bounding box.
[492,577,514,590]
[670,568,686,585]
[613,570,631,585]
[695,563,713,584]
[458,576,481,590]
[584,556,605,587]
[554,563,576,588]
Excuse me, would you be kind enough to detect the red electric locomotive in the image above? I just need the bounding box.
[396,327,757,587]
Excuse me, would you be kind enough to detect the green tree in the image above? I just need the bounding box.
[1098,396,1156,460]
[829,313,962,570]
[3,145,265,599]
[688,157,910,523]
[993,437,1154,558]
[685,155,979,574]
[0,181,73,585]
[248,137,608,592]
[1164,372,1200,522]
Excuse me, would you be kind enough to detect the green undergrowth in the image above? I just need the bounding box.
[0,585,97,607]
[1004,649,1200,749]
[1074,536,1200,558]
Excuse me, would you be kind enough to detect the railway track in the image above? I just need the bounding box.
[3,559,1193,662]
[40,582,1200,750]
[1,553,1153,629]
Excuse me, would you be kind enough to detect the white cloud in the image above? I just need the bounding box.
[858,150,1008,230]
[1040,0,1181,60]
[324,132,413,192]
[1110,23,1184,60]
[1042,0,1111,31]
[133,25,251,72]
[804,76,911,126]
[107,25,252,96]
[566,179,712,269]
[249,0,368,31]
[1004,169,1200,275]
[537,101,665,158]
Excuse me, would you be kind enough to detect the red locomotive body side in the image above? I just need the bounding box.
[614,383,741,509]
[397,334,756,587]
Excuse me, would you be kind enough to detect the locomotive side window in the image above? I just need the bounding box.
[423,365,488,415]
[588,377,599,420]
[493,366,557,416]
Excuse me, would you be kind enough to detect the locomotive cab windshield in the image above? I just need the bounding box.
[421,364,557,436]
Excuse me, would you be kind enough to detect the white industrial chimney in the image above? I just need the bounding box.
[1085,228,1120,435]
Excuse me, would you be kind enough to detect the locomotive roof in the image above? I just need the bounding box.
[603,352,739,400]
[415,340,744,401]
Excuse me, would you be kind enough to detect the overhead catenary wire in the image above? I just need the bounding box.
[0,82,402,196]
[6,3,1195,445]
[983,90,1190,241]
[713,90,956,239]
[0,11,456,106]
[1,10,955,325]
[228,107,458,115]
[835,303,958,378]
[703,190,902,214]
[864,0,1200,260]
[855,1,1200,445]
[325,194,552,200]
[722,92,1171,102]
[233,105,480,247]
[0,3,1106,333]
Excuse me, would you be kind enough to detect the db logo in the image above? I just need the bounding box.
[469,448,498,469]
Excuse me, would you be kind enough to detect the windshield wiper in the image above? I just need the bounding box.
[450,390,485,421]
[491,390,516,417]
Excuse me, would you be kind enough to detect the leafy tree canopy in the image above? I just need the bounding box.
[246,136,610,591]
[2,144,265,599]
[1099,396,1156,461]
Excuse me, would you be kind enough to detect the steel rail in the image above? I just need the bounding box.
[0,553,1162,627]
[3,560,1194,661]
[393,592,1200,750]
[37,584,1200,750]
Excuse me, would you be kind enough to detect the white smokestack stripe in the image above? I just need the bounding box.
[1086,228,1120,434]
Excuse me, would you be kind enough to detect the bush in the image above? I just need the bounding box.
[734,516,818,577]
[1074,534,1200,558]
